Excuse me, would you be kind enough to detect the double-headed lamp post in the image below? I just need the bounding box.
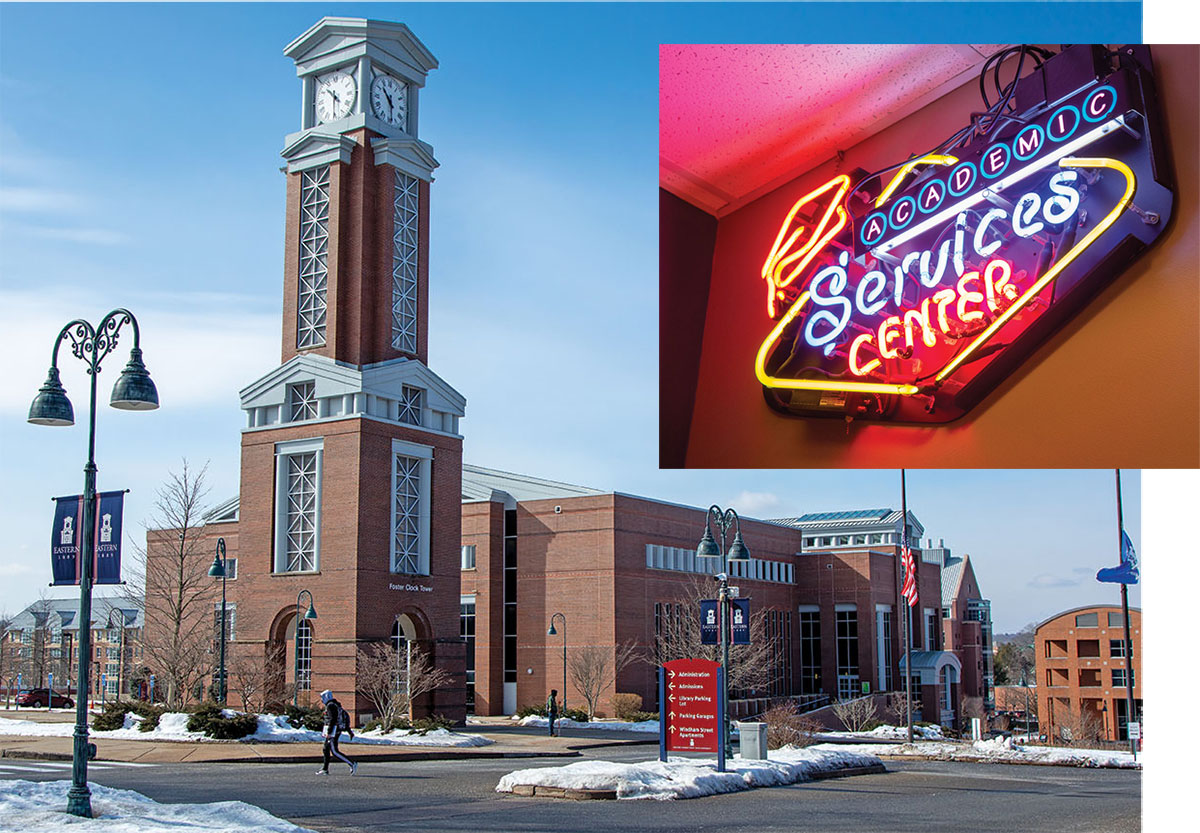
[293,590,318,707]
[547,613,567,712]
[28,309,159,818]
[208,538,229,704]
[696,505,750,760]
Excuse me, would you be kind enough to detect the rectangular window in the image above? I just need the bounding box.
[836,607,859,699]
[213,603,236,643]
[461,544,477,570]
[1110,639,1128,658]
[925,608,938,651]
[1107,612,1126,627]
[289,381,317,422]
[1112,668,1135,688]
[398,385,423,426]
[285,452,318,572]
[296,619,313,691]
[876,608,893,692]
[390,440,432,576]
[460,597,476,711]
[1075,612,1099,628]
[297,165,330,349]
[211,557,238,581]
[503,509,517,684]
[392,171,420,354]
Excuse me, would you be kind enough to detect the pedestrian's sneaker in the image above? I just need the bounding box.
[350,761,358,775]
[315,769,329,775]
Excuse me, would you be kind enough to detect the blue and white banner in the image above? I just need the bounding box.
[700,600,719,645]
[1096,530,1139,585]
[51,491,125,585]
[730,599,751,645]
[699,598,752,645]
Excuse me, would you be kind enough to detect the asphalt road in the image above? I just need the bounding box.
[2,747,1140,833]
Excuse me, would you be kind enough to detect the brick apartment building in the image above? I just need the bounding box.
[1,597,143,701]
[1035,605,1141,743]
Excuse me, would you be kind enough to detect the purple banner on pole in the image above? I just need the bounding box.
[50,491,125,585]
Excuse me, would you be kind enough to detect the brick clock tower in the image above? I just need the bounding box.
[228,18,467,722]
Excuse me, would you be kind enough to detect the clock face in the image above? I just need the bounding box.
[315,70,356,123]
[371,74,408,129]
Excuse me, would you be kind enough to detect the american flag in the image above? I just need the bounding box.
[901,545,918,607]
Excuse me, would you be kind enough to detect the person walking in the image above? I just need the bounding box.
[546,689,559,737]
[316,689,358,775]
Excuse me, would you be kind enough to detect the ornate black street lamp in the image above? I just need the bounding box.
[208,538,229,704]
[28,309,158,818]
[696,505,750,763]
[547,612,567,712]
[293,590,317,706]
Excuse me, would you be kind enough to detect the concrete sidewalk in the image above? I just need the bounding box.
[0,727,650,765]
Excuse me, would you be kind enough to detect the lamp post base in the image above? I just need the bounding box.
[66,783,93,818]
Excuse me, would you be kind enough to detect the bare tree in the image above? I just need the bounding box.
[651,575,777,695]
[886,689,913,725]
[228,654,267,714]
[568,643,638,720]
[356,641,451,730]
[126,461,215,709]
[832,695,878,732]
[762,701,823,750]
[1057,704,1104,746]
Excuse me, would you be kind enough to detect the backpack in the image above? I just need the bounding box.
[338,704,351,732]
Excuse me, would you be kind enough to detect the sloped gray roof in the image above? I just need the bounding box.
[7,596,143,632]
[460,464,606,503]
[771,508,924,539]
[941,555,965,607]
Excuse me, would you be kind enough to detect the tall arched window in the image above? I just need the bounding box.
[940,664,954,710]
[297,620,313,692]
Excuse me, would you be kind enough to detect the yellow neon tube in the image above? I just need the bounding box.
[755,291,921,396]
[762,175,850,317]
[934,156,1136,382]
[874,154,958,208]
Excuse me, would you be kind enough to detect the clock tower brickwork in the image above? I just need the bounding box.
[150,18,467,724]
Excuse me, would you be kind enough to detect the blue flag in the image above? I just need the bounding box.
[1097,530,1139,585]
[50,491,125,585]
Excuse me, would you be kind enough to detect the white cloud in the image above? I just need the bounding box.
[18,224,130,246]
[0,287,277,416]
[728,490,782,518]
[1028,573,1079,588]
[0,186,83,213]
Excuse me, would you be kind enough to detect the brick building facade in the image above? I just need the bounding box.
[1035,605,1141,743]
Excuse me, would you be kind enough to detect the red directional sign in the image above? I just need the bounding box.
[663,658,720,753]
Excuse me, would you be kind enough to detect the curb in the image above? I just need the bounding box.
[2,747,583,765]
[870,752,1141,770]
[506,763,889,800]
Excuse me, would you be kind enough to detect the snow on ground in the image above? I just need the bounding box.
[496,747,882,800]
[817,723,945,741]
[517,715,660,733]
[0,779,311,833]
[0,713,493,747]
[810,735,1141,768]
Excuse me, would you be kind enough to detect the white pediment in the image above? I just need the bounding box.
[371,136,439,180]
[280,130,357,173]
[285,18,437,85]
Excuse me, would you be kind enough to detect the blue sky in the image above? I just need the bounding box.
[0,3,1157,631]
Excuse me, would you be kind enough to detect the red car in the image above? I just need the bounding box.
[16,688,74,708]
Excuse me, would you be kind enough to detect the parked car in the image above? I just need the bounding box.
[16,688,74,708]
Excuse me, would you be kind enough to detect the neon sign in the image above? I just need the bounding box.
[757,46,1174,424]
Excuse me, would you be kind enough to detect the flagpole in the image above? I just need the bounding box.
[902,469,913,744]
[1115,469,1137,760]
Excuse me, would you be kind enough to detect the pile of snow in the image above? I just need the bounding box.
[818,723,945,741]
[517,715,660,733]
[0,778,311,833]
[811,737,1140,768]
[0,713,493,747]
[496,747,882,800]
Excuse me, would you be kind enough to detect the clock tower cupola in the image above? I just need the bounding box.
[279,17,440,367]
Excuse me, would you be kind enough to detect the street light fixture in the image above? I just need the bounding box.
[547,613,567,712]
[28,309,158,819]
[293,590,317,707]
[696,505,750,762]
[208,538,229,705]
